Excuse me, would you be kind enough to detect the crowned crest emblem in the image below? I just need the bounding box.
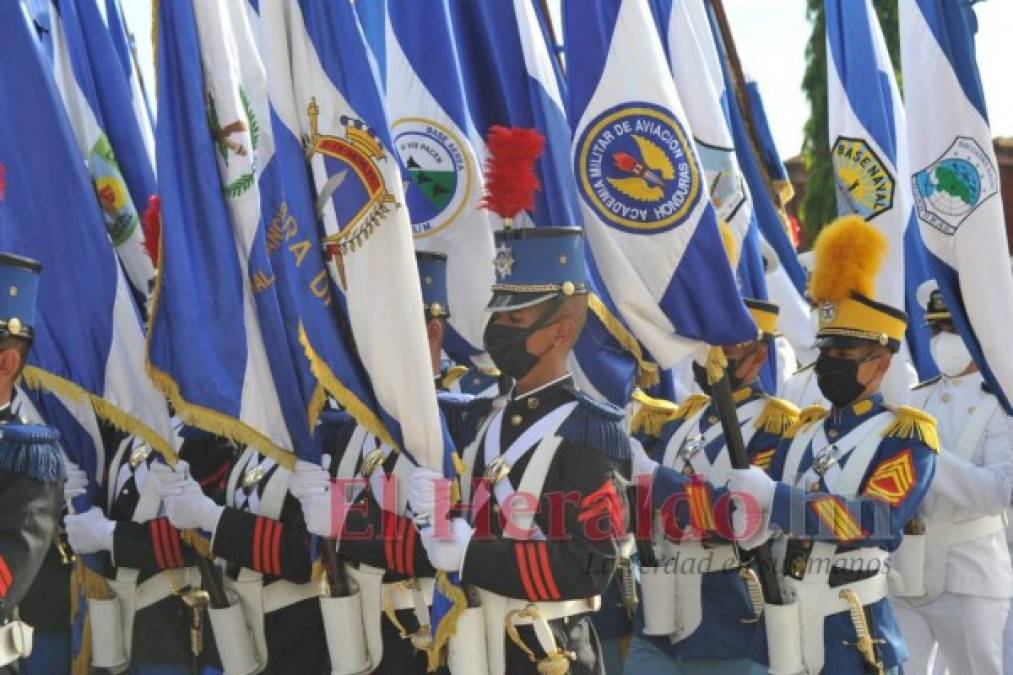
[819,301,837,324]
[305,98,398,258]
[493,243,515,281]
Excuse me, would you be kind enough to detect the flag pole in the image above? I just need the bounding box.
[535,0,565,73]
[705,350,783,605]
[707,0,791,216]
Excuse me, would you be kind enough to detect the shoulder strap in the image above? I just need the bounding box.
[832,413,897,496]
[661,406,707,468]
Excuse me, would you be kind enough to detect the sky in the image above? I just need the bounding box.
[124,0,1013,160]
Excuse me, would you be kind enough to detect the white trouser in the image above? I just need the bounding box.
[892,593,1010,675]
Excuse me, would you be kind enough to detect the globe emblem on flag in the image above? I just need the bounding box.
[831,136,895,221]
[912,136,999,236]
[575,102,701,234]
[392,118,471,239]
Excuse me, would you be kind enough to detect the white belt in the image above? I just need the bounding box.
[136,567,201,611]
[500,596,600,624]
[232,568,321,614]
[929,513,1007,547]
[383,577,435,611]
[0,621,33,666]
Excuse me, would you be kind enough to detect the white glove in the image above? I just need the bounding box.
[64,462,89,500]
[161,478,224,533]
[630,437,658,481]
[727,467,777,551]
[409,467,448,519]
[65,507,116,554]
[301,491,346,539]
[289,459,331,500]
[420,518,474,573]
[150,460,188,497]
[727,466,776,512]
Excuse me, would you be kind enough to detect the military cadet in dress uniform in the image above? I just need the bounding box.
[287,251,457,674]
[889,280,1012,675]
[623,299,799,675]
[0,253,64,673]
[152,435,329,672]
[63,424,234,674]
[409,226,631,675]
[12,387,78,675]
[726,216,939,675]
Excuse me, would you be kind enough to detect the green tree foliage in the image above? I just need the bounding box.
[800,0,900,243]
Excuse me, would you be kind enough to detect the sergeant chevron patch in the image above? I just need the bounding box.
[811,495,864,541]
[862,450,916,507]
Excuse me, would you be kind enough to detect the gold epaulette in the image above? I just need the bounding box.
[440,365,470,389]
[754,397,800,436]
[882,405,939,453]
[672,393,711,421]
[784,404,829,439]
[629,390,679,438]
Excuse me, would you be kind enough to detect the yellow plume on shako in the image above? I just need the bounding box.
[807,215,907,350]
[808,215,887,303]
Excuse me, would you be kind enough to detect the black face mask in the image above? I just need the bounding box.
[815,354,868,408]
[483,299,562,381]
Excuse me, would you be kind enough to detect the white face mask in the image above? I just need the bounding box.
[930,331,974,378]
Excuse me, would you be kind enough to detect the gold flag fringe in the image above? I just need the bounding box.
[587,293,660,390]
[21,366,175,461]
[298,324,398,450]
[426,571,468,672]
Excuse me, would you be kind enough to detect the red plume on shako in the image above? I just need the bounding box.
[480,125,545,226]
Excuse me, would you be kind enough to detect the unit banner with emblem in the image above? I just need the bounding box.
[901,0,1013,410]
[564,0,756,366]
[825,0,937,378]
[383,1,496,363]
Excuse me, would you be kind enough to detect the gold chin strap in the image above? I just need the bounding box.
[505,604,575,675]
[839,588,885,674]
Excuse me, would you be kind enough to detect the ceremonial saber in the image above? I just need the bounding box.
[707,356,783,605]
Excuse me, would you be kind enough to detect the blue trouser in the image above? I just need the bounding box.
[19,630,70,674]
[600,636,625,674]
[623,637,766,675]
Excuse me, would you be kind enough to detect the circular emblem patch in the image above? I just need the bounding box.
[912,136,999,236]
[832,136,895,221]
[575,103,701,233]
[392,118,470,239]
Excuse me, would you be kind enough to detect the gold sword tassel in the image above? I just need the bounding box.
[839,588,885,674]
[738,567,765,624]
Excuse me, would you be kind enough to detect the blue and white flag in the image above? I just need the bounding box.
[44,0,156,298]
[0,3,172,458]
[149,0,314,464]
[449,0,653,406]
[248,0,390,453]
[101,0,155,149]
[258,0,445,469]
[901,0,1013,408]
[383,1,496,361]
[825,0,937,379]
[564,0,756,366]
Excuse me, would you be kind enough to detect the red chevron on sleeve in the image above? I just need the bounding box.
[0,554,11,597]
[577,480,624,538]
